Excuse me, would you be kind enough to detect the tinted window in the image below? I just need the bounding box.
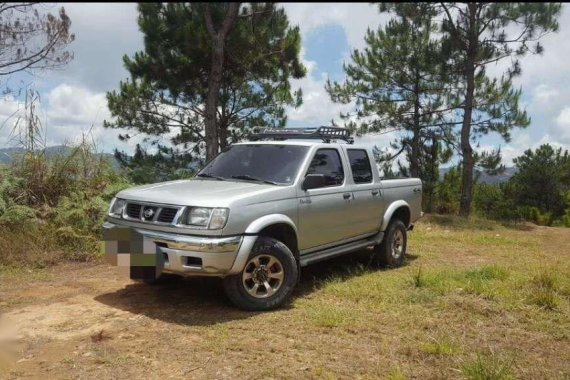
[348,149,373,184]
[306,149,344,187]
[198,144,309,185]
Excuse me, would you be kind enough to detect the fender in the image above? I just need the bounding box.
[380,200,410,231]
[244,214,298,235]
[228,214,298,275]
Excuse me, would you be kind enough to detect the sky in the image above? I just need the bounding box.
[0,3,569,167]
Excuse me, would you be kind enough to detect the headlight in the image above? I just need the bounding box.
[188,207,211,226]
[182,207,229,229]
[108,197,126,217]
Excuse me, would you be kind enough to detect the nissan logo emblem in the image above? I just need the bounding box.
[143,208,155,219]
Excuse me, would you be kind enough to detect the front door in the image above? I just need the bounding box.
[297,148,354,251]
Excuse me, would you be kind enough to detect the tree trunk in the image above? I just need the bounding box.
[205,33,224,161]
[459,4,477,218]
[203,3,240,161]
[459,63,475,217]
[219,124,229,150]
[424,136,439,213]
[410,81,421,178]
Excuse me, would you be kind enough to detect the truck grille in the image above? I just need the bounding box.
[124,202,180,224]
[157,207,178,223]
[126,203,142,218]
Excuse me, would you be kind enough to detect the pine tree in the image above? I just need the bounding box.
[326,3,454,207]
[439,2,561,217]
[511,144,570,217]
[104,3,305,162]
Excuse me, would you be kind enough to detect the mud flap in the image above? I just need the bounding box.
[103,226,164,280]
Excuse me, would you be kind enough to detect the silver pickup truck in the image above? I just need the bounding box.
[103,127,422,310]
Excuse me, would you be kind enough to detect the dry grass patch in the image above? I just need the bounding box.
[0,215,569,379]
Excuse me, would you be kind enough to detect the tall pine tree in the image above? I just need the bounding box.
[105,3,305,163]
[326,3,454,208]
[439,2,561,217]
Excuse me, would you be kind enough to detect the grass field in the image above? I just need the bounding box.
[0,215,569,379]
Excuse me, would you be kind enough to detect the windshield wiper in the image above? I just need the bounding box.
[231,175,279,185]
[196,173,225,181]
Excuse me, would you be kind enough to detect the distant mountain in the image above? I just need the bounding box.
[439,166,517,184]
[0,145,120,169]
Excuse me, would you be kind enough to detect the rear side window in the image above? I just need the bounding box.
[347,149,373,184]
[306,148,344,187]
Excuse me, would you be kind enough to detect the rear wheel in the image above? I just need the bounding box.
[373,219,407,267]
[223,237,298,311]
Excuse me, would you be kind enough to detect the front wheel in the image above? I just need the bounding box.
[223,237,298,311]
[373,219,407,267]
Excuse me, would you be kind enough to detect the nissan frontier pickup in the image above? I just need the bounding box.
[103,127,422,310]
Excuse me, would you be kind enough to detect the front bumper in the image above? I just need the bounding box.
[103,221,256,277]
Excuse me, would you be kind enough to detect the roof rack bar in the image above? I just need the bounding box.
[252,126,354,144]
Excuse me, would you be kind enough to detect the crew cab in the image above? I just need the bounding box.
[103,127,422,310]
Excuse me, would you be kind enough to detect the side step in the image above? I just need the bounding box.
[299,232,384,267]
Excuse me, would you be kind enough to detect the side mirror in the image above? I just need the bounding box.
[302,174,326,190]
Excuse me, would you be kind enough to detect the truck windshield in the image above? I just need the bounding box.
[197,144,309,185]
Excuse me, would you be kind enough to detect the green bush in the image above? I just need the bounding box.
[473,183,521,222]
[0,142,133,267]
[519,206,554,226]
[555,191,570,227]
[433,166,461,214]
[0,204,37,226]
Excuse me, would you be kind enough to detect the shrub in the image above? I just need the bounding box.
[0,204,37,226]
[0,141,133,267]
[433,166,461,214]
[519,206,554,226]
[473,183,522,222]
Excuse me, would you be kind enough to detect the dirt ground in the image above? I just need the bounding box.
[0,219,569,379]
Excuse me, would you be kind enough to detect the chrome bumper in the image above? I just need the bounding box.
[103,221,255,277]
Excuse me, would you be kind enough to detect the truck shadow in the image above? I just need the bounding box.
[94,276,252,326]
[94,248,418,326]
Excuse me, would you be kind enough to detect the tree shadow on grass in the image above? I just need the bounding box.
[95,249,419,325]
[423,213,538,232]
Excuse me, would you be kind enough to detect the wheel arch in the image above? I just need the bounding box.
[380,200,411,231]
[228,214,299,276]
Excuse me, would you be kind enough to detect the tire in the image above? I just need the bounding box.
[373,219,407,267]
[223,236,298,311]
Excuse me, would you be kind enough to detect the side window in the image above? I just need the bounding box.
[306,148,344,187]
[347,149,373,184]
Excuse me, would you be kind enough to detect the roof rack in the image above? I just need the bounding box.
[252,126,354,144]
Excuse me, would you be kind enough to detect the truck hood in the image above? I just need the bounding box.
[116,178,284,207]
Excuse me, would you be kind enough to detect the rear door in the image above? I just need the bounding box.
[297,147,354,250]
[345,148,384,235]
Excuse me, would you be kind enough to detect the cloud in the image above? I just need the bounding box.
[286,52,353,126]
[42,3,143,93]
[489,130,570,166]
[0,83,149,153]
[0,96,25,146]
[47,84,110,126]
[283,3,388,51]
[532,84,559,106]
[554,107,570,143]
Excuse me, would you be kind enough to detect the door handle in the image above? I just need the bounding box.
[371,190,380,196]
[343,193,351,200]
[413,188,421,193]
